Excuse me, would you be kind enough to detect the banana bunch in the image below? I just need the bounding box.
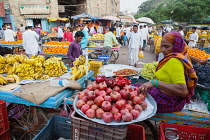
[0,56,7,64]
[30,55,45,63]
[7,62,19,75]
[15,64,35,79]
[69,65,89,80]
[6,74,20,83]
[40,75,50,79]
[5,54,18,64]
[14,54,28,63]
[43,57,67,77]
[33,71,44,80]
[0,75,8,85]
[73,56,86,66]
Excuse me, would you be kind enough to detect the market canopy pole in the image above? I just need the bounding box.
[84,48,89,88]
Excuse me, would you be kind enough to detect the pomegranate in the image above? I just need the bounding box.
[134,87,138,91]
[110,107,119,114]
[139,94,146,101]
[133,96,142,104]
[112,103,116,107]
[110,91,121,101]
[87,100,94,106]
[94,89,100,96]
[78,91,86,99]
[96,108,105,119]
[102,112,113,123]
[104,96,112,102]
[91,104,99,110]
[86,109,95,118]
[98,81,107,90]
[94,96,104,106]
[95,76,106,84]
[140,101,148,110]
[87,91,96,100]
[126,100,134,106]
[120,89,131,100]
[83,89,90,94]
[115,100,126,110]
[87,85,93,90]
[99,90,106,97]
[130,91,138,100]
[101,101,112,112]
[113,113,122,122]
[106,88,113,94]
[134,104,143,113]
[130,109,140,119]
[125,104,133,111]
[113,86,120,92]
[81,96,88,102]
[92,81,99,90]
[120,108,129,114]
[76,100,86,109]
[122,112,133,122]
[123,85,132,92]
[81,104,90,114]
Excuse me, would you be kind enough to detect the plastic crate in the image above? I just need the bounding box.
[98,55,109,65]
[0,129,10,140]
[0,100,9,135]
[126,124,146,140]
[71,111,128,140]
[33,116,71,140]
[89,61,103,77]
[159,122,210,140]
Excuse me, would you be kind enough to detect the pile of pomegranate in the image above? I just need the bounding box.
[75,76,147,123]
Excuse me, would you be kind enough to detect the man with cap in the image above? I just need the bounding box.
[187,27,198,48]
[23,26,40,57]
[4,26,16,41]
[79,23,89,53]
[57,25,64,42]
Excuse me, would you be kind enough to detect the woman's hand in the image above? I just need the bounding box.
[138,81,153,95]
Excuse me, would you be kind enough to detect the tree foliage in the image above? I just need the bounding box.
[134,0,210,23]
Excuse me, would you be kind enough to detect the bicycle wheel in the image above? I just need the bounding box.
[8,104,48,140]
[110,52,117,63]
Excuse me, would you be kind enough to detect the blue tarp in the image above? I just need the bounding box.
[72,13,102,21]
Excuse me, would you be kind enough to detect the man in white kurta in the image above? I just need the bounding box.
[23,26,40,57]
[127,25,143,67]
[4,26,16,41]
[188,27,198,48]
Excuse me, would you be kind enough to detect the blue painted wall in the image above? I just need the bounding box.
[0,17,3,28]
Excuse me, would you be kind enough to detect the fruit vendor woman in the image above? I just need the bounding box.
[137,31,198,113]
[67,31,84,62]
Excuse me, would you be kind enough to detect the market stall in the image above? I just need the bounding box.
[0,40,23,54]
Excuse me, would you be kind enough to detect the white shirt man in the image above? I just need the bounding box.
[97,25,103,34]
[141,26,149,50]
[90,26,95,34]
[188,28,198,48]
[116,27,121,38]
[166,26,172,33]
[4,27,16,41]
[23,27,40,57]
[57,26,64,38]
[179,30,184,37]
[127,26,143,67]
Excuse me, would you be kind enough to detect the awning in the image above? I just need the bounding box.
[24,15,49,19]
[47,18,69,21]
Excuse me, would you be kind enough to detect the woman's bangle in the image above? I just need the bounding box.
[151,80,155,87]
[155,80,159,88]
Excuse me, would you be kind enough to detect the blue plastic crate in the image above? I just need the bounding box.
[98,55,109,65]
[33,116,71,140]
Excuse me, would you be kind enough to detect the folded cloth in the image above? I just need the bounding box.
[14,80,82,105]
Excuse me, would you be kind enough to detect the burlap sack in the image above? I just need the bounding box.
[14,80,82,105]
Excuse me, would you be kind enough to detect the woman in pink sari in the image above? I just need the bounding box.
[62,27,74,42]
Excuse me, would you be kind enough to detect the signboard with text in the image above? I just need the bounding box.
[19,5,50,14]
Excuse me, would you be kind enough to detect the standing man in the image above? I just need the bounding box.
[78,23,89,53]
[35,25,41,36]
[57,25,64,42]
[20,24,25,33]
[67,31,84,62]
[103,27,119,61]
[127,25,143,67]
[0,25,6,40]
[187,27,198,48]
[116,25,121,43]
[23,26,40,57]
[97,24,103,34]
[178,26,184,37]
[4,26,16,41]
[141,25,149,51]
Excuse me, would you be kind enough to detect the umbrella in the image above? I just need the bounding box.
[72,13,92,19]
[136,17,155,24]
[102,15,120,21]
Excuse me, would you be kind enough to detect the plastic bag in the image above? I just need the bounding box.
[138,50,144,58]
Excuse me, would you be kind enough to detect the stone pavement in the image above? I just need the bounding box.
[115,45,156,67]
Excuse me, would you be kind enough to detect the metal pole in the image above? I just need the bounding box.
[84,47,89,88]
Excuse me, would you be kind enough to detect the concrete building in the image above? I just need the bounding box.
[7,0,59,31]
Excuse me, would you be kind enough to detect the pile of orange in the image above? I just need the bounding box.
[44,41,70,45]
[1,40,23,44]
[188,48,210,60]
[42,46,68,54]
